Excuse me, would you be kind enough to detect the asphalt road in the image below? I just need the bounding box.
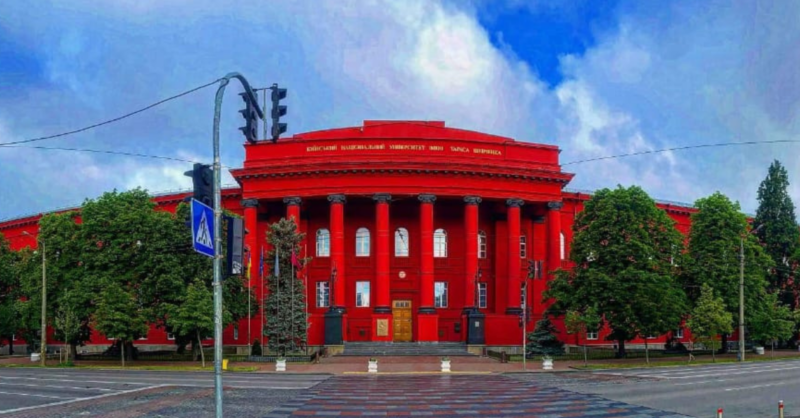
[582,359,800,418]
[0,368,329,416]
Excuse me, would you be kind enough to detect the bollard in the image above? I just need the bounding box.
[779,400,784,418]
[717,407,723,418]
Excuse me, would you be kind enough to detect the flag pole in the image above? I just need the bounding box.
[291,248,295,352]
[247,251,252,356]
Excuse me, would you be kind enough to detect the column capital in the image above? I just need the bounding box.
[373,193,392,204]
[283,196,302,206]
[464,196,482,205]
[547,201,563,211]
[506,198,525,208]
[241,198,259,208]
[418,194,437,204]
[327,194,347,204]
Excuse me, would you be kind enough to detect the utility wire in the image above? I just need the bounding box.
[0,78,222,147]
[3,144,199,164]
[562,139,800,166]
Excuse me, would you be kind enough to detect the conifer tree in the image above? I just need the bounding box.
[755,160,800,308]
[526,316,565,357]
[264,218,309,356]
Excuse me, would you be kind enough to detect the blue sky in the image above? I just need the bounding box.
[1,1,800,220]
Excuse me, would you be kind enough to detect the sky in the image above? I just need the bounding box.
[1,0,799,220]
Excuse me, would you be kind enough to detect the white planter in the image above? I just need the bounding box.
[276,359,287,372]
[30,353,40,363]
[542,358,554,370]
[368,360,378,373]
[754,346,765,355]
[441,360,451,373]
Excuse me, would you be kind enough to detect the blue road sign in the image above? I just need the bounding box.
[191,198,215,258]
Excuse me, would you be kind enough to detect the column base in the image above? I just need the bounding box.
[371,313,393,342]
[416,314,439,342]
[505,307,523,315]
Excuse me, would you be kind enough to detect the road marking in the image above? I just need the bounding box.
[0,385,166,416]
[672,379,731,386]
[0,382,116,392]
[637,364,800,379]
[0,390,70,399]
[0,376,151,386]
[724,382,783,391]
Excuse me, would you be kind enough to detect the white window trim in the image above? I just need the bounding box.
[478,283,487,309]
[675,328,684,339]
[316,281,330,308]
[434,282,448,308]
[560,232,565,260]
[356,281,370,307]
[316,228,330,257]
[355,227,370,257]
[12,334,17,341]
[395,228,410,257]
[586,331,598,340]
[167,333,175,341]
[434,229,448,258]
[233,327,239,341]
[478,231,487,259]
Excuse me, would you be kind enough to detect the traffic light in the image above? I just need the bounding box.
[270,83,287,142]
[239,91,259,144]
[226,216,244,277]
[184,163,214,207]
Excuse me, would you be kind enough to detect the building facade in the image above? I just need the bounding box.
[0,120,696,352]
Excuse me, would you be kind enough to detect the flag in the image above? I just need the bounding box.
[259,248,264,278]
[246,251,252,280]
[291,248,302,269]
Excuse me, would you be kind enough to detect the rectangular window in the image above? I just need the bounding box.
[520,236,527,259]
[674,328,684,339]
[521,284,526,307]
[233,327,239,340]
[478,283,487,309]
[586,331,598,340]
[356,281,370,307]
[167,333,175,341]
[12,334,17,341]
[316,281,330,308]
[434,282,448,308]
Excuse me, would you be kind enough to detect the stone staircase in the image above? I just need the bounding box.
[339,342,474,357]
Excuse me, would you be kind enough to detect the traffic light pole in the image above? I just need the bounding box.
[211,72,263,418]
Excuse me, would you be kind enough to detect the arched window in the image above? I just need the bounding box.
[478,231,487,259]
[356,227,370,257]
[560,232,565,260]
[316,228,330,257]
[434,228,447,258]
[395,228,409,257]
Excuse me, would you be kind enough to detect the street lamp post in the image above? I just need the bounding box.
[739,223,764,362]
[23,231,46,367]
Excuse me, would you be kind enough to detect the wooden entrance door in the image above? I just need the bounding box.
[392,300,412,342]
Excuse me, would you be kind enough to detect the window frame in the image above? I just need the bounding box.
[316,281,330,308]
[395,227,410,257]
[355,281,371,308]
[167,333,175,341]
[434,281,448,308]
[434,229,448,258]
[478,230,487,259]
[520,235,527,259]
[586,331,599,340]
[478,283,487,309]
[233,327,239,341]
[355,227,370,257]
[674,328,684,339]
[560,232,566,260]
[316,228,331,257]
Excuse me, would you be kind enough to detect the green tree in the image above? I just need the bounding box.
[544,186,687,357]
[0,233,19,354]
[15,247,45,352]
[526,316,565,357]
[564,308,600,367]
[93,282,148,366]
[687,284,733,362]
[749,291,795,355]
[754,160,800,308]
[166,279,215,367]
[265,218,308,355]
[684,192,772,352]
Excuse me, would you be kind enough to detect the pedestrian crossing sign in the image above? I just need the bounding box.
[191,198,215,258]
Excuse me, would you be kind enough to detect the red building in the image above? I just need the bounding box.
[0,120,697,353]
